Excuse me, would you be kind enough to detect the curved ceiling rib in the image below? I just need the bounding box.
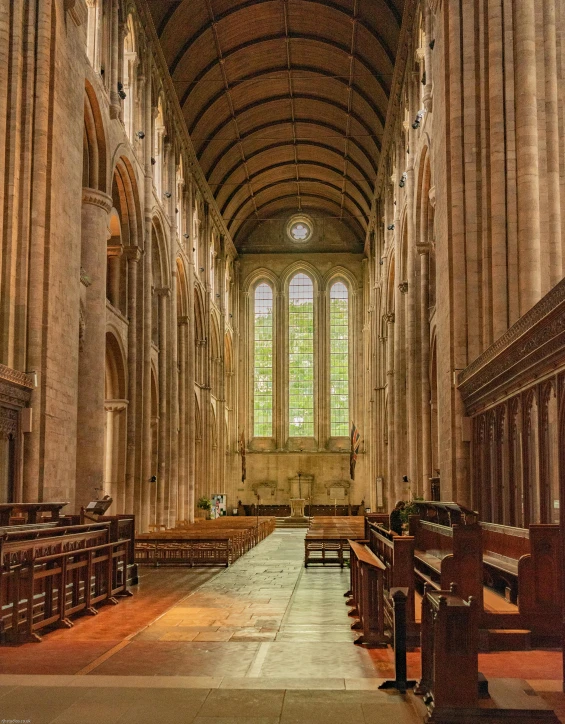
[149,0,405,248]
[192,94,381,160]
[164,0,397,74]
[204,119,379,180]
[212,142,374,197]
[185,64,386,136]
[218,160,372,215]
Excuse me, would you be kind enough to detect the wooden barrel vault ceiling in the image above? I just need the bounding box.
[149,0,406,248]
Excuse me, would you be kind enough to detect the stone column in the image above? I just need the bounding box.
[543,0,562,287]
[514,0,541,313]
[140,65,153,532]
[107,244,123,309]
[186,179,196,522]
[177,316,189,521]
[156,286,169,527]
[76,188,112,509]
[385,312,395,507]
[417,243,431,499]
[103,399,128,508]
[405,167,418,497]
[125,246,141,514]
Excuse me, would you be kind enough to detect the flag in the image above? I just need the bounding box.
[239,430,246,483]
[350,422,361,480]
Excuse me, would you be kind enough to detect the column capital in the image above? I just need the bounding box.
[124,246,142,263]
[398,281,408,294]
[154,286,171,298]
[107,244,124,258]
[416,242,431,256]
[82,188,112,213]
[104,399,129,413]
[384,312,395,325]
[178,315,190,326]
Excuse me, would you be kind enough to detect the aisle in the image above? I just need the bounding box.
[0,530,422,724]
[88,528,383,681]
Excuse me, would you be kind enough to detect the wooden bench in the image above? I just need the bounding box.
[347,540,388,647]
[0,502,69,526]
[135,517,275,567]
[365,520,418,644]
[0,522,131,643]
[304,516,365,566]
[409,516,484,609]
[480,522,561,639]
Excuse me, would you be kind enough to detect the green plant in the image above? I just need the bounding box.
[400,496,424,524]
[197,497,211,511]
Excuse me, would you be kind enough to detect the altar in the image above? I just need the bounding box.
[290,498,306,518]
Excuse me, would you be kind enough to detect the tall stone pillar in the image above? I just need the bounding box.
[405,167,418,497]
[385,312,395,507]
[514,0,541,313]
[417,243,431,499]
[156,287,169,526]
[76,188,112,509]
[109,0,120,119]
[125,247,141,514]
[178,316,189,521]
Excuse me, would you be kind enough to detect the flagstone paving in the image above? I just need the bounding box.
[0,529,563,722]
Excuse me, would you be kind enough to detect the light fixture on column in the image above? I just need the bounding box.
[429,39,435,50]
[387,224,395,231]
[164,191,172,198]
[199,267,205,272]
[399,172,407,188]
[183,233,189,239]
[412,110,425,129]
[117,82,126,100]
[136,131,145,139]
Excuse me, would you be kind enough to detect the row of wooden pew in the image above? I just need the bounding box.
[0,513,137,643]
[352,503,562,648]
[134,517,276,567]
[304,516,367,566]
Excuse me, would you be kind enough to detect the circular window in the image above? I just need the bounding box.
[286,214,313,244]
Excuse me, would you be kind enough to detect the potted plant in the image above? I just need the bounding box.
[197,497,212,519]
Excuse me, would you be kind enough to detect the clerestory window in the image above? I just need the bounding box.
[288,273,314,437]
[253,283,273,437]
[329,282,349,436]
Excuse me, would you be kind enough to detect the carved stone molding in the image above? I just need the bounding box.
[154,287,171,298]
[82,188,112,213]
[0,407,18,437]
[416,242,431,256]
[104,399,128,413]
[124,246,142,263]
[0,365,34,390]
[384,312,395,324]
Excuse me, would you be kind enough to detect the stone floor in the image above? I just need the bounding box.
[0,529,563,723]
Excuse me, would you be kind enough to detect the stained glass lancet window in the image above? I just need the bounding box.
[289,273,314,436]
[253,283,273,437]
[330,282,349,436]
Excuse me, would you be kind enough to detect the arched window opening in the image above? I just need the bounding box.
[253,283,273,437]
[86,0,102,71]
[122,15,137,141]
[330,281,349,437]
[288,273,314,437]
[154,100,165,199]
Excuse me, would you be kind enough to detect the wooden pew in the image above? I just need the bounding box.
[0,502,69,526]
[135,517,275,567]
[480,522,561,640]
[347,540,388,647]
[0,522,131,643]
[365,520,418,644]
[409,515,484,609]
[304,516,365,567]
